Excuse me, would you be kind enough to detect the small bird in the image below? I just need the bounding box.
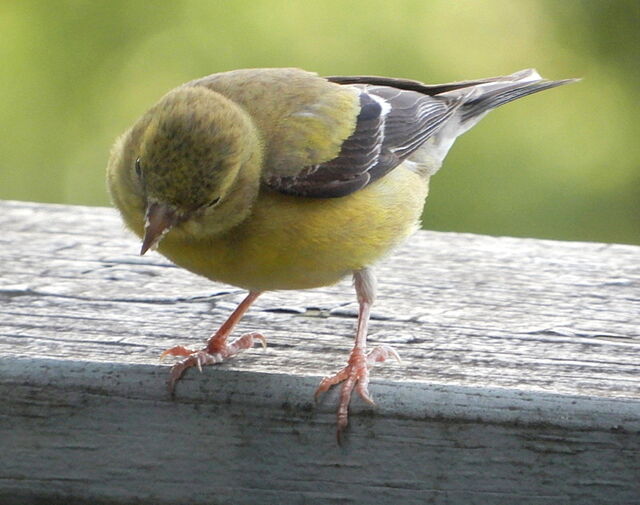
[107,67,574,440]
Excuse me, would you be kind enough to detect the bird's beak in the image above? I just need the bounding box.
[140,202,178,256]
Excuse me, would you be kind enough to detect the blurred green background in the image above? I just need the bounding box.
[1,0,638,244]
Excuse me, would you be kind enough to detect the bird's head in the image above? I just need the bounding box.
[128,86,262,255]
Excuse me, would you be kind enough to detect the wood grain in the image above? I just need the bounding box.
[1,200,639,505]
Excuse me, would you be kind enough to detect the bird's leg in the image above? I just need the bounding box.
[160,291,265,393]
[315,268,400,442]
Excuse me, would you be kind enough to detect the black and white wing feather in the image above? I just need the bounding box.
[266,87,461,198]
[266,69,575,199]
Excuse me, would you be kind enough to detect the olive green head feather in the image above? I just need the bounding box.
[138,86,257,211]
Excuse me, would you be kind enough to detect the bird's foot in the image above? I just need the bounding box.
[315,345,400,442]
[160,332,267,393]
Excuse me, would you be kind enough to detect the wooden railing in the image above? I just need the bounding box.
[1,200,639,504]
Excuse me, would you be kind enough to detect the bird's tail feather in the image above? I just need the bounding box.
[446,69,578,121]
[460,78,577,121]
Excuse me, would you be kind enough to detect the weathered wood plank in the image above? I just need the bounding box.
[1,199,639,505]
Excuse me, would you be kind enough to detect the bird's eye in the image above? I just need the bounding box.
[208,197,221,207]
[135,158,142,178]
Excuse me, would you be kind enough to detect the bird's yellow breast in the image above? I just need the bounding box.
[157,164,429,291]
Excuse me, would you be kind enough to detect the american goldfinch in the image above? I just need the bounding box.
[107,68,574,440]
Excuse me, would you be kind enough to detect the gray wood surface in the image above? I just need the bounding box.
[1,199,639,505]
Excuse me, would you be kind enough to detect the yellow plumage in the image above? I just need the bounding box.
[157,166,428,291]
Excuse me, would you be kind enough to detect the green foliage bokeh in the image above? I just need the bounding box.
[1,0,638,244]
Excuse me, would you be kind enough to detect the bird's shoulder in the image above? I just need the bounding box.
[185,68,361,179]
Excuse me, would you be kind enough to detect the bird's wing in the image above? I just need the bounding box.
[264,70,575,199]
[264,82,463,198]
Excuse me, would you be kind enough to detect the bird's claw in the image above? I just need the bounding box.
[159,345,195,362]
[315,344,400,443]
[368,344,402,365]
[161,332,267,394]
